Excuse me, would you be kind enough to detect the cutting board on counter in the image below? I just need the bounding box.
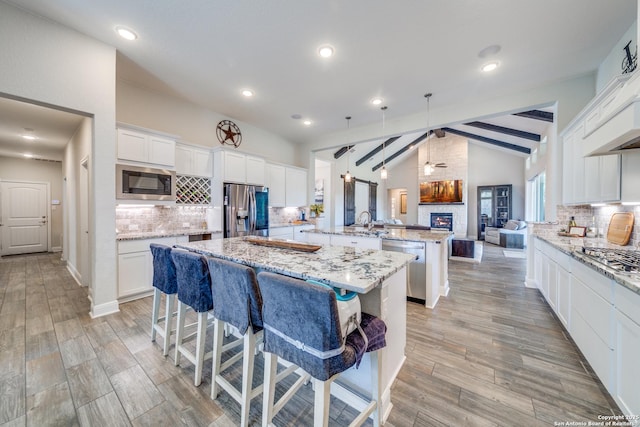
[607,212,635,245]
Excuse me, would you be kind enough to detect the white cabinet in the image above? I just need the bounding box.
[330,235,381,250]
[269,226,293,239]
[266,163,308,208]
[293,224,315,241]
[305,232,331,245]
[266,164,286,207]
[117,236,185,300]
[614,285,640,416]
[556,262,571,328]
[215,150,266,185]
[117,128,175,167]
[570,260,614,390]
[246,155,266,185]
[175,144,212,177]
[285,167,307,207]
[562,121,621,204]
[621,151,640,203]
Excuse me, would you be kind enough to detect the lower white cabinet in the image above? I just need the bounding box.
[556,264,571,328]
[613,285,640,416]
[269,226,294,239]
[330,235,381,250]
[117,236,188,300]
[305,232,331,245]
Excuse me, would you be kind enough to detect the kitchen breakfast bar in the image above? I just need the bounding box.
[176,236,415,422]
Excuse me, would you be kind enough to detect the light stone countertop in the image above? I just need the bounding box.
[304,226,453,243]
[535,234,640,295]
[116,229,222,241]
[176,236,415,294]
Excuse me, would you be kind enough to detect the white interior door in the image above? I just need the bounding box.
[1,181,49,255]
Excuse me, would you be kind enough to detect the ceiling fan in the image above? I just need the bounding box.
[423,93,447,175]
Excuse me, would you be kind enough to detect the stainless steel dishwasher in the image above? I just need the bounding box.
[381,239,426,303]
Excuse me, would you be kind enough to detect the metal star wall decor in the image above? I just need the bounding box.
[216,120,242,147]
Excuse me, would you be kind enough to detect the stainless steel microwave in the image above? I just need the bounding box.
[116,164,176,201]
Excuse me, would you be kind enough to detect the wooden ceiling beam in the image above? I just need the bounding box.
[371,133,428,171]
[442,127,531,154]
[355,136,400,166]
[513,110,554,123]
[464,121,541,142]
[333,145,354,159]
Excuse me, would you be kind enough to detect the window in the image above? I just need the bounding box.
[528,172,545,222]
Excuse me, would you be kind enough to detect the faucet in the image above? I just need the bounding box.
[357,211,373,230]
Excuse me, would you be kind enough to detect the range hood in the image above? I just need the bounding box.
[582,72,640,156]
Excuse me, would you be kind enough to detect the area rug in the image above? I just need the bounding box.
[450,241,483,264]
[503,250,526,259]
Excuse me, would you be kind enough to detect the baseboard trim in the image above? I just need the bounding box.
[66,263,83,287]
[51,246,62,252]
[90,300,120,318]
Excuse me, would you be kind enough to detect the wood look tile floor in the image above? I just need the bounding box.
[0,245,622,426]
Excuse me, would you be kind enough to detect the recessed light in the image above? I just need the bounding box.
[291,114,302,120]
[22,135,36,140]
[303,120,312,126]
[371,97,383,106]
[241,89,254,97]
[318,45,334,58]
[116,26,138,41]
[481,61,499,72]
[23,153,33,158]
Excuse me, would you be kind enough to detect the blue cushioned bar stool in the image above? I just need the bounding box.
[171,250,214,386]
[207,257,264,427]
[257,272,387,427]
[150,244,178,356]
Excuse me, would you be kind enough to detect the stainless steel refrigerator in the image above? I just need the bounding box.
[223,183,269,238]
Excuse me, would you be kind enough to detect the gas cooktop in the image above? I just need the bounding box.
[581,247,640,274]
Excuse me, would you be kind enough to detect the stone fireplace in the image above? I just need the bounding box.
[418,134,468,237]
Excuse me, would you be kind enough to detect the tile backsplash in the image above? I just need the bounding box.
[116,205,210,233]
[554,204,640,247]
[269,207,308,224]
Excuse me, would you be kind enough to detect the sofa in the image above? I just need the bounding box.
[485,220,527,249]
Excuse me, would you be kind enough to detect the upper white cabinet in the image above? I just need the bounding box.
[117,127,175,167]
[214,150,265,185]
[175,143,212,177]
[246,155,266,185]
[266,164,286,207]
[285,167,307,207]
[621,151,640,203]
[266,163,307,207]
[561,121,620,205]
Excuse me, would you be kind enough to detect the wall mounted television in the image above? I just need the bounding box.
[419,180,464,204]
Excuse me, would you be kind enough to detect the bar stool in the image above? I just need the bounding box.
[150,244,178,356]
[257,272,387,427]
[207,257,263,427]
[171,250,214,386]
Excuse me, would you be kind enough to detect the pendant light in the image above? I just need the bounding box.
[380,106,388,180]
[344,116,352,183]
[423,93,435,176]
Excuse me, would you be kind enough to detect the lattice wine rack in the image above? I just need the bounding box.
[176,175,211,205]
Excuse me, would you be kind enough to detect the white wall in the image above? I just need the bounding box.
[385,150,419,225]
[467,143,526,238]
[63,117,92,284]
[0,156,64,249]
[117,80,300,166]
[0,2,117,317]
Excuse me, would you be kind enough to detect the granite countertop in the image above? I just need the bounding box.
[535,234,640,295]
[116,229,222,241]
[304,226,453,243]
[176,236,415,294]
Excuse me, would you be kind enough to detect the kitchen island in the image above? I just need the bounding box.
[303,227,452,308]
[176,236,414,422]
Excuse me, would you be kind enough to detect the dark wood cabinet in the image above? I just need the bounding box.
[477,184,512,240]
